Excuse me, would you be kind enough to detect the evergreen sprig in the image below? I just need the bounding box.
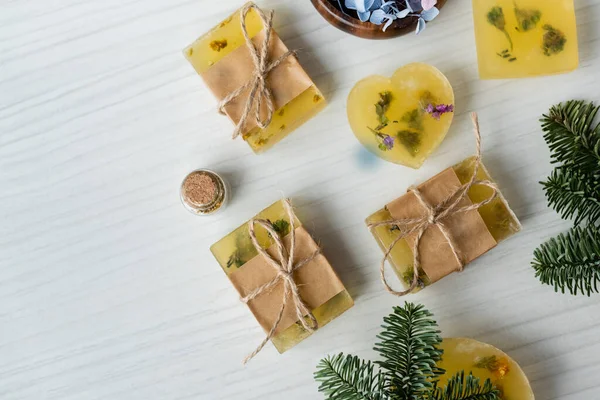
[314,303,499,400]
[533,100,600,295]
[374,304,443,398]
[533,225,600,296]
[431,372,500,400]
[314,354,387,400]
[542,167,600,225]
[541,100,600,178]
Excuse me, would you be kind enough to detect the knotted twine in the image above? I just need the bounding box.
[218,3,297,139]
[368,113,500,296]
[242,199,319,364]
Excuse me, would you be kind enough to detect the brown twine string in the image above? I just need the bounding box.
[218,3,297,140]
[242,199,319,364]
[367,113,500,296]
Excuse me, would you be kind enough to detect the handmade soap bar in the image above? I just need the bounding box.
[438,338,534,400]
[347,63,454,169]
[184,3,326,153]
[473,0,578,79]
[210,200,353,354]
[366,156,521,291]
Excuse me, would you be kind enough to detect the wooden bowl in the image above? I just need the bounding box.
[311,0,447,39]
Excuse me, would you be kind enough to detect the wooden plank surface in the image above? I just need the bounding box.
[1,1,600,399]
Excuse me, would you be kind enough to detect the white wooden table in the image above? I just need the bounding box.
[2,1,600,399]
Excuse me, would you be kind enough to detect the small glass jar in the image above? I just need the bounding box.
[180,169,229,215]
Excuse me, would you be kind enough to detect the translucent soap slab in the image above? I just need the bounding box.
[438,338,534,400]
[473,0,578,79]
[347,63,454,169]
[365,157,521,291]
[183,4,326,153]
[210,200,353,353]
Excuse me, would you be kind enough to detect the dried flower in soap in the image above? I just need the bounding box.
[375,91,392,130]
[425,103,454,120]
[370,128,395,151]
[474,355,510,379]
[542,25,567,56]
[514,4,541,32]
[210,39,228,52]
[487,6,513,51]
[382,134,395,150]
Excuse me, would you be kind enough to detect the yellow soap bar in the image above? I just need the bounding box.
[210,200,353,353]
[365,157,521,291]
[438,338,534,400]
[347,63,454,169]
[473,0,578,79]
[184,4,326,153]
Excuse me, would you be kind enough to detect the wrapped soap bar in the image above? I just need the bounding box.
[210,199,353,361]
[473,0,578,79]
[366,114,521,294]
[438,338,534,400]
[184,2,326,153]
[347,63,454,169]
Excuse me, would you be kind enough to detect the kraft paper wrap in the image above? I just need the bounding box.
[201,29,313,135]
[228,226,345,335]
[386,167,498,283]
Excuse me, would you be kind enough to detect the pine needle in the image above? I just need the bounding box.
[431,372,500,400]
[533,225,600,296]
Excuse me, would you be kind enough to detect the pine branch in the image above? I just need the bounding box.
[532,225,600,295]
[430,372,500,400]
[542,166,600,225]
[374,303,443,399]
[314,353,388,400]
[541,100,600,178]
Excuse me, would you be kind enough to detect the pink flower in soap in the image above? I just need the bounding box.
[421,0,437,11]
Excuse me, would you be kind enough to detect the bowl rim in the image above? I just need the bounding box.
[311,0,447,39]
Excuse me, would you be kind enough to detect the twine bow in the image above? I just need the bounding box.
[219,3,297,139]
[242,199,319,364]
[368,113,500,296]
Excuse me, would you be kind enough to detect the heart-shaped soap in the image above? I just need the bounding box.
[347,63,454,169]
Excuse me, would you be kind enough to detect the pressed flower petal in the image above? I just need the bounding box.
[416,17,426,34]
[370,9,386,24]
[371,0,383,9]
[396,8,410,18]
[421,6,439,21]
[361,0,376,12]
[383,134,395,149]
[383,17,394,31]
[408,0,423,12]
[357,10,371,21]
[345,0,358,10]
[421,0,437,11]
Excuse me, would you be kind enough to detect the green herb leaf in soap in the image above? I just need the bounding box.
[419,90,438,110]
[270,219,290,237]
[401,109,424,131]
[226,250,246,269]
[226,232,257,269]
[514,4,541,32]
[474,355,501,372]
[542,25,567,56]
[487,6,513,50]
[375,91,392,130]
[397,130,421,156]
